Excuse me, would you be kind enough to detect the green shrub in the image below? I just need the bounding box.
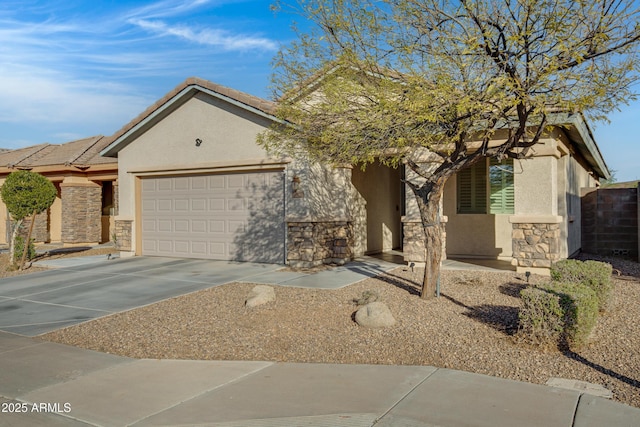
[13,236,36,263]
[541,281,599,349]
[551,259,613,312]
[518,287,564,348]
[519,281,599,349]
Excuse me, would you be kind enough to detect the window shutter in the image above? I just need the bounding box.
[457,160,487,214]
[489,159,514,214]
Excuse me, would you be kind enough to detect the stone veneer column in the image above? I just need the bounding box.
[17,211,49,243]
[402,217,447,265]
[114,219,132,251]
[60,181,102,244]
[510,216,562,274]
[286,221,354,268]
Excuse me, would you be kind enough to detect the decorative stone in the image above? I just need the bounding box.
[355,302,396,328]
[245,285,276,308]
[114,220,133,251]
[61,183,102,244]
[286,221,354,268]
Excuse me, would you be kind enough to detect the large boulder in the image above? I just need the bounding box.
[245,285,276,308]
[355,302,396,328]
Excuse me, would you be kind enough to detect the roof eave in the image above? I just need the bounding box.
[549,113,611,180]
[100,83,284,158]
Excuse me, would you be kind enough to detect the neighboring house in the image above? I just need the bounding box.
[0,136,118,246]
[100,77,609,274]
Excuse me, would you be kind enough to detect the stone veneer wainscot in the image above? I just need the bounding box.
[510,216,562,273]
[287,221,354,268]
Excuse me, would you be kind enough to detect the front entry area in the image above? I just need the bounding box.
[140,171,285,263]
[351,163,404,256]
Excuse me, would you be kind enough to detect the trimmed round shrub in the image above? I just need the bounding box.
[518,286,564,348]
[541,281,599,349]
[551,259,613,312]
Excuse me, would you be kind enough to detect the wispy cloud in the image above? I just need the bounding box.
[129,18,278,50]
[124,0,277,51]
[0,0,282,147]
[123,0,216,20]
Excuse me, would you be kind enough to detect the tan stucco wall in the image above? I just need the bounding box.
[514,154,558,216]
[49,185,62,242]
[557,153,599,258]
[116,93,281,252]
[443,174,513,258]
[285,161,352,222]
[116,92,354,255]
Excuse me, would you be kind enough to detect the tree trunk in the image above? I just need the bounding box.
[421,211,443,299]
[19,211,37,271]
[414,182,446,299]
[8,218,22,266]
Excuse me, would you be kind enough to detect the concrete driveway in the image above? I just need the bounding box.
[0,255,400,337]
[0,257,285,337]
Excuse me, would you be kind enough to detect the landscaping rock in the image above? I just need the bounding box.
[355,301,396,328]
[245,285,276,308]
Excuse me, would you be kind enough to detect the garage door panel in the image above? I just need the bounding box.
[191,176,207,189]
[142,220,157,232]
[209,199,224,211]
[174,177,189,190]
[175,199,189,211]
[191,199,206,211]
[141,172,284,263]
[158,220,172,232]
[209,220,225,233]
[175,220,190,232]
[190,241,207,254]
[191,220,206,233]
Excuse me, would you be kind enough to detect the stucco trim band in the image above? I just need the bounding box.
[129,158,289,175]
[509,215,562,224]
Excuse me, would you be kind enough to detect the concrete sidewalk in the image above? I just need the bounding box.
[1,332,639,427]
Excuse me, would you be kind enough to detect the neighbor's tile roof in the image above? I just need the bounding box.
[0,136,115,169]
[103,77,277,149]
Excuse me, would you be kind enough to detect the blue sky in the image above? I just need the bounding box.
[0,0,637,182]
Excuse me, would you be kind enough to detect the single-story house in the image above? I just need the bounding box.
[0,136,118,246]
[100,77,609,274]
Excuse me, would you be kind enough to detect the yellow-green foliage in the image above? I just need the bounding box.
[551,259,613,312]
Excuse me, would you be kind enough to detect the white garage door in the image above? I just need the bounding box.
[141,171,285,263]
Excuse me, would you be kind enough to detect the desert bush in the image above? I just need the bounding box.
[551,259,613,312]
[542,281,599,349]
[519,281,599,349]
[518,287,564,348]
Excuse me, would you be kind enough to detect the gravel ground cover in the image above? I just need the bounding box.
[41,254,640,409]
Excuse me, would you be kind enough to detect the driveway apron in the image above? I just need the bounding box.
[0,257,282,336]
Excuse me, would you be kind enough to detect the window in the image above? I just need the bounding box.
[457,158,514,214]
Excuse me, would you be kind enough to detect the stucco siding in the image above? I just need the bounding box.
[443,175,512,258]
[116,93,276,231]
[558,153,598,258]
[514,156,557,216]
[285,161,352,222]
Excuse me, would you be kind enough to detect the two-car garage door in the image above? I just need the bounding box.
[141,171,285,263]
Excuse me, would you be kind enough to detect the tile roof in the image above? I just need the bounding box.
[0,136,116,169]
